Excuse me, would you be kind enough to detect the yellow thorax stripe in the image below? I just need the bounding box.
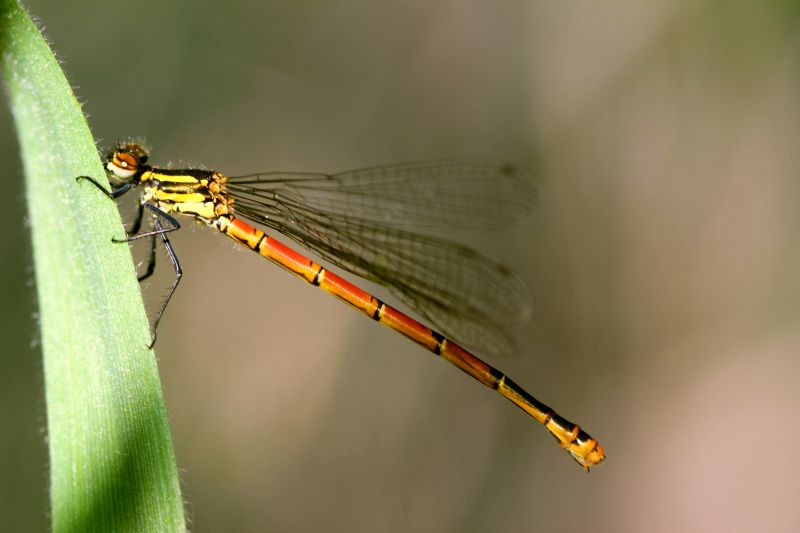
[141,170,207,184]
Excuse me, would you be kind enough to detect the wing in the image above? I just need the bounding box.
[228,160,537,228]
[226,160,535,357]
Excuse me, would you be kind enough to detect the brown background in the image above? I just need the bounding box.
[2,1,799,531]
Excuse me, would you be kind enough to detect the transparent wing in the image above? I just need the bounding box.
[229,160,537,228]
[226,161,535,357]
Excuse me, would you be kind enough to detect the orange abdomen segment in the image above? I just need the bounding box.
[217,215,605,469]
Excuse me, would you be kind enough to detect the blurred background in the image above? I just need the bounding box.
[3,1,800,531]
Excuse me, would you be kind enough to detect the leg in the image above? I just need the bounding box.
[114,203,181,243]
[126,201,146,236]
[146,215,182,349]
[77,175,145,242]
[79,176,183,347]
[137,231,157,282]
[76,175,132,199]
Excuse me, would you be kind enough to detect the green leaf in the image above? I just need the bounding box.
[0,1,186,531]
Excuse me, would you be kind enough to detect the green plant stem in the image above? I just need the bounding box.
[0,1,185,531]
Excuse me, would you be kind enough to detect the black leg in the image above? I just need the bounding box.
[114,203,181,243]
[80,176,156,281]
[137,231,157,283]
[77,175,141,241]
[76,176,132,199]
[126,201,146,236]
[78,174,183,348]
[146,214,183,349]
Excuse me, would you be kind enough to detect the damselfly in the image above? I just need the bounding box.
[77,142,605,469]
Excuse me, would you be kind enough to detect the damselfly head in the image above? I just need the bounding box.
[106,142,149,180]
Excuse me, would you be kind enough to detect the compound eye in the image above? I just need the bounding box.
[107,151,140,179]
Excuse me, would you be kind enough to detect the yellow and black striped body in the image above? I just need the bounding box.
[139,168,232,224]
[140,168,605,469]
